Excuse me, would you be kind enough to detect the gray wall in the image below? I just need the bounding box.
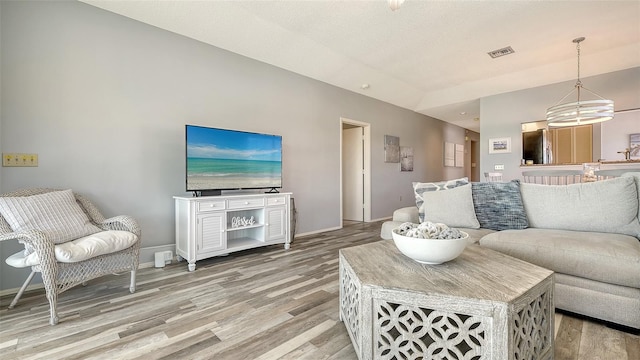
[480,67,640,181]
[0,1,467,291]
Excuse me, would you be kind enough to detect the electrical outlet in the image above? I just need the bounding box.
[494,164,504,170]
[2,153,38,167]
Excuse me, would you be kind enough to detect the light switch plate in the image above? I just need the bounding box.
[2,153,39,167]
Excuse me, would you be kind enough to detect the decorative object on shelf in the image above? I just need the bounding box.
[231,216,255,228]
[488,137,511,154]
[546,37,614,127]
[391,221,469,264]
[400,146,413,171]
[630,134,640,159]
[388,0,405,11]
[384,135,400,163]
[582,162,600,182]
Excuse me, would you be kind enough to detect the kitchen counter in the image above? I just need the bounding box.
[521,160,640,168]
[600,160,640,164]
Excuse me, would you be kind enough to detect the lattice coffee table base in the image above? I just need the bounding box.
[339,242,554,360]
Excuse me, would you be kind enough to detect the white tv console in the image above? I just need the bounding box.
[174,192,292,271]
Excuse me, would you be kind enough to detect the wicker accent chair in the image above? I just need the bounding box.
[0,188,141,325]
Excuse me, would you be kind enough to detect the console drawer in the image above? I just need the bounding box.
[227,198,265,209]
[197,200,226,213]
[266,197,287,206]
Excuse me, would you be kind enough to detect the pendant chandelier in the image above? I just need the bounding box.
[546,37,614,127]
[389,0,405,11]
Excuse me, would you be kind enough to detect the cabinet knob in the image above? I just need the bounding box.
[245,201,249,205]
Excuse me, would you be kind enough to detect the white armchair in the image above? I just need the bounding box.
[0,188,140,325]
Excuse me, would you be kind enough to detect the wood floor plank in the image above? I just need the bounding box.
[554,314,583,360]
[0,220,637,359]
[578,318,629,360]
[626,332,640,360]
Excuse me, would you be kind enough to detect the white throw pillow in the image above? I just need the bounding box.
[420,183,480,229]
[5,230,138,267]
[0,189,102,244]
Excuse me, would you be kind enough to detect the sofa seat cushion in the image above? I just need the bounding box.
[392,206,420,223]
[461,228,496,244]
[5,230,138,268]
[479,228,640,288]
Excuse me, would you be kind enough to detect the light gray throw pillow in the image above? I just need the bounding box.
[413,177,468,222]
[0,189,101,244]
[520,177,640,238]
[420,183,480,229]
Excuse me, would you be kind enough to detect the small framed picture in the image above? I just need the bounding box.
[488,137,511,154]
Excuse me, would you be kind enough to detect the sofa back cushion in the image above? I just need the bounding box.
[520,176,640,238]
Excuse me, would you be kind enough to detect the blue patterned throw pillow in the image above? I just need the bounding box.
[471,180,528,231]
[413,177,469,222]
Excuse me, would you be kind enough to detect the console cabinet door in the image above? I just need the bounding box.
[265,207,286,242]
[197,213,226,255]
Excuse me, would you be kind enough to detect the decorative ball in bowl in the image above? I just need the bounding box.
[391,222,469,264]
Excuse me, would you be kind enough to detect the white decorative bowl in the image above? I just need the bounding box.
[391,230,469,264]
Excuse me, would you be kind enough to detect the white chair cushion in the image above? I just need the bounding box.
[0,189,101,244]
[5,230,138,268]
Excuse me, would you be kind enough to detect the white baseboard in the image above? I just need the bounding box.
[370,216,392,222]
[295,226,341,238]
[0,282,44,297]
[140,244,176,264]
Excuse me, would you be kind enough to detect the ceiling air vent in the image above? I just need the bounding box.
[488,46,515,59]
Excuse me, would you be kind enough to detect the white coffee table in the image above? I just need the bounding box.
[339,241,554,360]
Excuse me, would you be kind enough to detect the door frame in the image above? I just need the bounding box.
[340,117,371,225]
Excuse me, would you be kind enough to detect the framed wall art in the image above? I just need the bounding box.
[488,137,511,154]
[455,143,464,167]
[384,135,400,163]
[444,142,455,167]
[400,146,413,171]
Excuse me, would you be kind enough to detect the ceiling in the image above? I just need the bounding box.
[80,0,640,132]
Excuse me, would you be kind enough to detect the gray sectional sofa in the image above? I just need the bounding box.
[380,173,640,330]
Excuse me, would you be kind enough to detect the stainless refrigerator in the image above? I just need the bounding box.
[522,129,552,164]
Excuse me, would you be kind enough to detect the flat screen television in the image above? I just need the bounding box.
[186,125,282,195]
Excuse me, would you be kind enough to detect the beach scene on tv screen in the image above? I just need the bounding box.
[187,126,282,190]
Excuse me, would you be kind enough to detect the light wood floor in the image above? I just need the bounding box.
[1,221,638,359]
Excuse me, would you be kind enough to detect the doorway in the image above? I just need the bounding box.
[470,140,480,182]
[340,118,371,225]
